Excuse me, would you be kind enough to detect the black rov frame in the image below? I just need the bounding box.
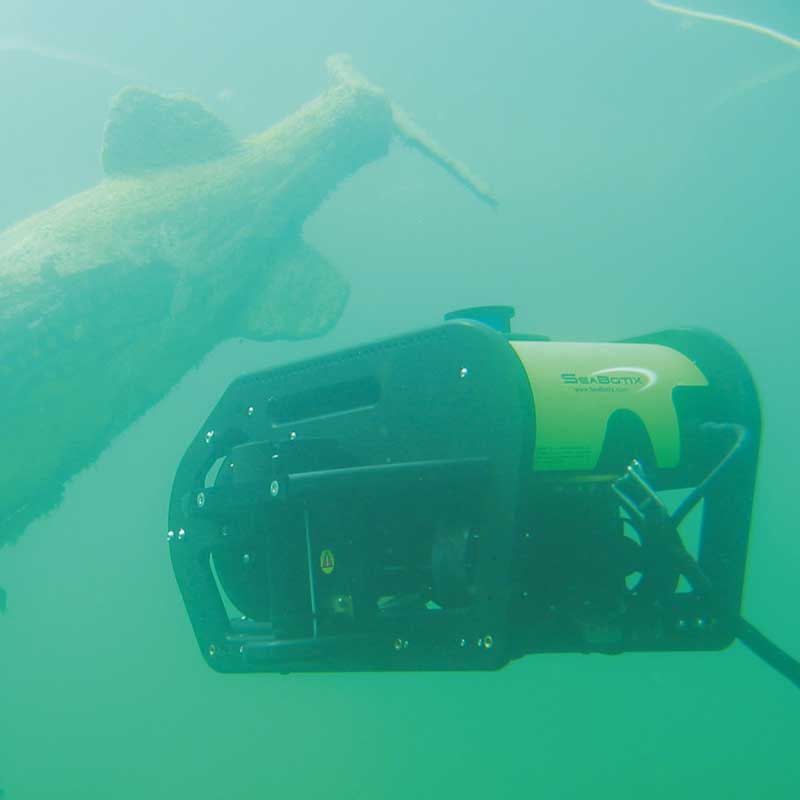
[168,307,798,686]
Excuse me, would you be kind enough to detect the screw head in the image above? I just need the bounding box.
[393,638,408,651]
[205,430,215,443]
[242,553,251,566]
[459,367,469,378]
[289,431,297,440]
[482,635,494,650]
[177,528,186,541]
[196,491,205,508]
[247,406,255,416]
[167,529,175,542]
[208,643,216,657]
[270,480,280,497]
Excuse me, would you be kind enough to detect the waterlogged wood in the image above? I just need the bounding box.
[0,55,495,544]
[647,1,800,51]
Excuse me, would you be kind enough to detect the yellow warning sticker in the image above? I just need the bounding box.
[320,548,335,575]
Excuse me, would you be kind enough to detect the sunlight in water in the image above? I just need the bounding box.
[647,0,800,50]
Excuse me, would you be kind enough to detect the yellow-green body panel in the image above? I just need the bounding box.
[510,341,709,471]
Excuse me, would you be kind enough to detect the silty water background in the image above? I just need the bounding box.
[1,1,798,797]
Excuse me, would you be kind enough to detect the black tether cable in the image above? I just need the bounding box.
[677,425,800,689]
[671,423,750,528]
[737,617,800,690]
[617,424,800,690]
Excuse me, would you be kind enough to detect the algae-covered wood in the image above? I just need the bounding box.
[0,55,495,544]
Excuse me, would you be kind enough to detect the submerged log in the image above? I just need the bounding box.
[0,55,496,545]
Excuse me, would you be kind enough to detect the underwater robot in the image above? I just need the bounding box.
[168,306,798,686]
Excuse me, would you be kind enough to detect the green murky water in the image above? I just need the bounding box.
[1,1,798,797]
